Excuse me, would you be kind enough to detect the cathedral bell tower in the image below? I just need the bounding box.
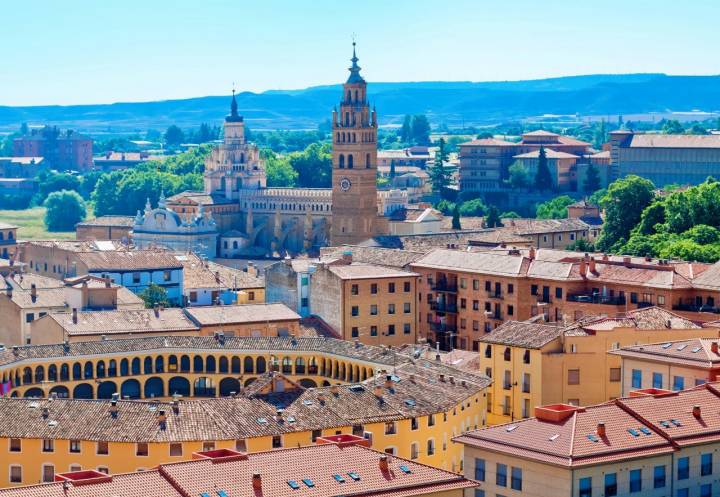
[330,42,379,246]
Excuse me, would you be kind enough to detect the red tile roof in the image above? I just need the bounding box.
[0,443,477,497]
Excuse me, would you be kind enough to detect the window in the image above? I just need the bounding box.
[555,287,563,299]
[678,457,689,480]
[503,347,511,361]
[370,305,378,316]
[473,300,479,311]
[605,472,617,497]
[701,453,713,476]
[658,295,665,305]
[426,439,435,455]
[507,283,514,294]
[507,304,514,316]
[189,291,198,303]
[97,467,109,475]
[351,327,359,338]
[411,418,419,430]
[631,369,642,389]
[652,372,663,389]
[272,436,282,448]
[579,477,592,497]
[169,443,183,456]
[370,326,377,336]
[428,414,435,426]
[42,439,54,452]
[403,302,411,314]
[311,430,322,442]
[9,439,21,452]
[403,282,411,292]
[673,375,684,391]
[371,284,378,294]
[9,465,21,483]
[387,324,395,335]
[25,313,35,323]
[235,440,247,452]
[701,484,712,497]
[460,298,466,309]
[351,306,359,317]
[40,464,54,483]
[351,284,358,295]
[630,292,638,304]
[385,422,397,435]
[388,282,395,293]
[403,323,411,334]
[132,272,141,283]
[496,463,507,487]
[531,284,538,295]
[410,443,419,460]
[609,368,621,382]
[677,489,689,497]
[70,440,81,453]
[474,490,485,497]
[97,441,108,455]
[388,304,395,315]
[653,465,666,488]
[629,469,641,493]
[511,467,522,491]
[568,369,580,385]
[474,458,485,481]
[136,443,149,456]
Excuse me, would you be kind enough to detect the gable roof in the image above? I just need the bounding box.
[479,321,564,349]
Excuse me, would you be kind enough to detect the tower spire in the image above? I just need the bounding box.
[226,86,242,122]
[347,40,365,84]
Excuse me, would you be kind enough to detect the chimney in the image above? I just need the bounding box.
[693,405,702,419]
[579,259,587,278]
[72,308,78,324]
[373,385,384,398]
[384,375,393,389]
[30,283,36,302]
[172,397,180,415]
[42,407,49,419]
[330,384,339,396]
[589,258,597,274]
[449,376,455,385]
[105,278,111,288]
[252,473,262,491]
[602,254,609,262]
[379,455,389,472]
[597,422,606,438]
[157,410,167,430]
[712,342,719,355]
[439,373,445,382]
[435,353,441,362]
[317,393,326,405]
[276,409,284,422]
[110,400,118,418]
[623,256,632,266]
[528,246,536,260]
[6,286,12,300]
[341,250,353,264]
[215,271,221,283]
[354,339,361,348]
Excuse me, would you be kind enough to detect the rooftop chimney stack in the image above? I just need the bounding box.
[712,342,719,355]
[579,259,587,278]
[379,455,389,472]
[373,385,384,399]
[42,407,49,419]
[157,410,167,430]
[317,393,326,405]
[597,422,606,438]
[693,405,702,418]
[589,258,597,274]
[623,256,632,267]
[384,375,393,389]
[252,473,262,491]
[110,400,118,418]
[330,384,339,396]
[72,308,78,324]
[528,246,536,260]
[439,373,445,382]
[30,283,36,302]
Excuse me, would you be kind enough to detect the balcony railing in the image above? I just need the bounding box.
[431,282,458,293]
[567,294,626,306]
[487,292,504,300]
[430,302,458,313]
[673,303,720,314]
[537,296,553,304]
[431,323,457,333]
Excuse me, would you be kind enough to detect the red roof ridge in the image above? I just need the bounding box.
[613,398,679,449]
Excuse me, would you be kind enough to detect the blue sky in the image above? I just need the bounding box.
[3,0,719,106]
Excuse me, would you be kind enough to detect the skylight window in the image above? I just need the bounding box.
[390,374,401,382]
[287,480,300,490]
[627,428,640,437]
[670,419,682,427]
[549,434,560,441]
[302,479,315,488]
[216,490,228,497]
[677,344,688,351]
[661,343,672,349]
[691,347,702,353]
[399,465,412,474]
[659,420,671,428]
[506,425,518,432]
[587,434,599,442]
[287,416,296,423]
[257,418,268,425]
[200,493,211,497]
[348,472,361,481]
[404,399,416,407]
[349,385,365,393]
[639,427,652,435]
[333,474,346,483]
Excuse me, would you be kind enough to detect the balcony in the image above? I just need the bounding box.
[567,294,626,306]
[431,281,458,293]
[672,303,720,314]
[430,302,458,313]
[430,323,457,333]
[487,292,504,300]
[522,383,530,394]
[484,311,503,320]
[536,296,553,305]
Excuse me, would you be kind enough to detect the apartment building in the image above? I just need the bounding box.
[75,216,134,241]
[457,382,720,497]
[610,333,720,395]
[479,307,719,424]
[0,223,18,260]
[0,439,478,496]
[410,247,720,351]
[0,335,490,483]
[13,127,93,171]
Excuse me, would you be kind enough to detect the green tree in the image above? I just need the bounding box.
[164,125,185,147]
[536,195,575,219]
[399,115,412,143]
[288,142,332,188]
[566,239,595,252]
[264,151,298,187]
[687,124,708,135]
[507,161,530,189]
[429,138,450,192]
[434,199,455,215]
[588,188,607,206]
[534,146,553,191]
[139,283,169,308]
[389,159,397,179]
[500,211,521,219]
[34,172,82,204]
[451,204,462,230]
[485,205,503,228]
[593,120,608,149]
[459,198,486,216]
[661,119,684,134]
[44,190,86,231]
[596,175,656,251]
[411,114,431,145]
[663,178,720,233]
[583,163,602,193]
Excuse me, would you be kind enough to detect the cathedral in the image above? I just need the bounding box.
[164,43,397,257]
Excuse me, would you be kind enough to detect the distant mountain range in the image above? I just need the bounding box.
[2,73,720,133]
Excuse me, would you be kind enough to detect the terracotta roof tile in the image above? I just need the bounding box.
[479,321,564,349]
[184,303,300,325]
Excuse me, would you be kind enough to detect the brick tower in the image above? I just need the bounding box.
[330,42,379,246]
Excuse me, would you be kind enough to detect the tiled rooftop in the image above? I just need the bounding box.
[206,260,264,289]
[327,263,418,280]
[46,308,199,336]
[0,443,476,497]
[76,250,182,271]
[75,216,135,227]
[479,321,564,349]
[320,245,425,269]
[456,382,720,467]
[184,303,300,325]
[610,337,720,368]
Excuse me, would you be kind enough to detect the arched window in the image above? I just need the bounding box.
[345,112,350,126]
[144,357,153,375]
[336,132,340,142]
[366,153,371,168]
[240,153,245,163]
[220,177,226,191]
[108,360,117,377]
[206,356,217,373]
[232,357,241,374]
[155,356,164,373]
[22,367,32,384]
[120,359,129,376]
[339,154,345,169]
[244,356,254,374]
[193,356,204,373]
[6,232,11,240]
[233,241,238,249]
[347,90,351,102]
[131,358,141,375]
[352,133,356,143]
[219,357,229,373]
[347,154,353,169]
[60,364,69,381]
[48,365,57,382]
[354,90,358,101]
[96,361,105,378]
[84,361,93,379]
[73,363,82,380]
[180,355,191,372]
